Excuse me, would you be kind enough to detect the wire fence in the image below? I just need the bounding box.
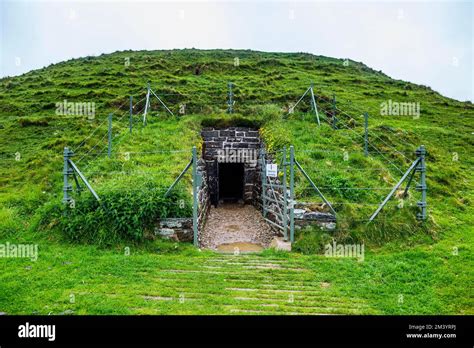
[7,82,425,228]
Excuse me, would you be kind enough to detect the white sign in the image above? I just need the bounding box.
[266,164,278,177]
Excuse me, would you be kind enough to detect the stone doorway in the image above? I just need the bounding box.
[201,127,261,206]
[218,163,244,203]
[200,126,277,251]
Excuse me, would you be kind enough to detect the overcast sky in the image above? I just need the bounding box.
[1,0,472,101]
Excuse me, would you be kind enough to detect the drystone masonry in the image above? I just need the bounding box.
[196,158,210,244]
[294,202,337,231]
[156,218,193,242]
[157,126,337,244]
[201,127,262,205]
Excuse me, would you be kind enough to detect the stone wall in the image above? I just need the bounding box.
[294,203,337,232]
[156,197,337,242]
[156,128,337,244]
[156,218,193,242]
[201,127,261,205]
[197,158,210,244]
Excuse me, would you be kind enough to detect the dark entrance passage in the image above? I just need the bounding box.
[218,163,244,202]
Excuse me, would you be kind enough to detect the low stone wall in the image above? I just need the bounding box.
[294,210,337,231]
[197,158,210,245]
[156,218,193,242]
[294,202,337,231]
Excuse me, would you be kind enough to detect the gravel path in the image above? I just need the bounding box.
[200,204,275,250]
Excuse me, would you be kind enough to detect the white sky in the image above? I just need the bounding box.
[1,0,472,101]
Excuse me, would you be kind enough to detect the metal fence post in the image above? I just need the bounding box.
[143,82,150,126]
[416,145,427,220]
[192,146,199,246]
[63,147,73,204]
[309,83,321,126]
[260,148,267,218]
[289,145,295,243]
[364,112,369,156]
[227,82,233,114]
[332,95,337,129]
[108,113,112,158]
[129,96,133,134]
[282,146,288,241]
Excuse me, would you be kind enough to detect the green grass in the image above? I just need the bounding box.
[0,49,472,314]
[0,233,471,315]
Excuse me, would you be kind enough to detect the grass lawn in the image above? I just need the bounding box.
[0,221,471,315]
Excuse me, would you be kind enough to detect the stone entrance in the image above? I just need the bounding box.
[199,126,277,250]
[201,127,261,206]
[156,137,337,247]
[218,162,244,202]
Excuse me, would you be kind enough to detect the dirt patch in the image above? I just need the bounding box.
[200,204,275,250]
[217,242,264,254]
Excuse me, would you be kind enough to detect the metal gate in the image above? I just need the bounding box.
[260,146,295,242]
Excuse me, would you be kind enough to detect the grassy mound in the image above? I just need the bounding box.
[0,49,472,248]
[0,49,472,315]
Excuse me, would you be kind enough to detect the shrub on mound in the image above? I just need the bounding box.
[38,180,191,246]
